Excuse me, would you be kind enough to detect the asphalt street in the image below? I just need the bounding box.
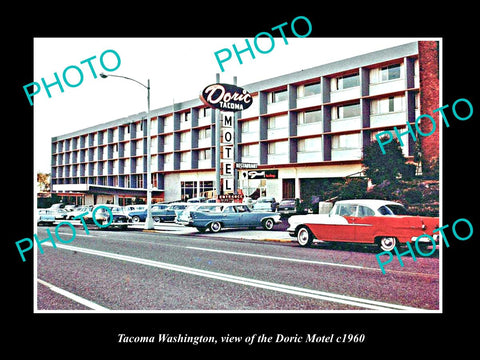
[36,222,440,311]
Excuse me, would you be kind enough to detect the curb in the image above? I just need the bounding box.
[140,228,295,243]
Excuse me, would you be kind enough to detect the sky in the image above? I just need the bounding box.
[33,37,424,173]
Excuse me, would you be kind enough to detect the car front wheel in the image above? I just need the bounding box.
[297,226,314,247]
[209,221,222,233]
[132,216,141,223]
[262,218,275,230]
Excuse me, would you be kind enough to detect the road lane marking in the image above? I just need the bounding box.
[56,232,97,238]
[185,246,437,278]
[186,246,367,269]
[42,242,424,311]
[37,278,109,311]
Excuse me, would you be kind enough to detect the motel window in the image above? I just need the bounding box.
[268,142,276,154]
[298,109,322,124]
[268,89,288,104]
[268,141,287,154]
[332,103,360,119]
[180,152,189,162]
[332,133,361,149]
[163,116,173,132]
[199,107,211,118]
[180,132,188,143]
[242,144,258,158]
[242,121,250,133]
[199,149,211,160]
[298,81,321,97]
[381,64,401,81]
[181,112,190,122]
[334,73,359,90]
[268,115,288,129]
[371,96,405,115]
[199,128,211,139]
[298,137,321,152]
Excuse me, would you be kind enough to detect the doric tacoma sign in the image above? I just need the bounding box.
[200,83,253,112]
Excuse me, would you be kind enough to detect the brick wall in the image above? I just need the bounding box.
[418,41,440,175]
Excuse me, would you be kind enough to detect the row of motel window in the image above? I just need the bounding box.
[53,62,415,151]
[54,92,415,156]
[55,96,416,179]
[53,121,410,181]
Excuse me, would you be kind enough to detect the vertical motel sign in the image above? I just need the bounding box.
[200,82,253,195]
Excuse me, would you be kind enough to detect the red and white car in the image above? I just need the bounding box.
[287,199,439,251]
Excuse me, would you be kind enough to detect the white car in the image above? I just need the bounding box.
[287,199,438,251]
[49,207,69,220]
[37,209,56,226]
[66,205,93,219]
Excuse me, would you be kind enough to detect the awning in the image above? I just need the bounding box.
[52,184,164,197]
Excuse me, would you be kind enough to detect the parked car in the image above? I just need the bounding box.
[49,207,68,220]
[83,204,132,230]
[184,203,282,233]
[287,199,439,251]
[66,205,93,219]
[128,204,169,223]
[136,203,190,223]
[64,204,76,212]
[277,198,307,216]
[123,204,147,213]
[176,203,223,225]
[252,197,278,212]
[187,197,207,203]
[37,209,56,226]
[242,196,254,209]
[50,203,66,209]
[161,203,190,222]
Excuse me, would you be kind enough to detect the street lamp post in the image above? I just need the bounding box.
[100,73,154,230]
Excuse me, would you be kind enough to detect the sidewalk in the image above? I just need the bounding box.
[131,222,295,243]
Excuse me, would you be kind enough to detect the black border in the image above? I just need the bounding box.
[7,7,478,355]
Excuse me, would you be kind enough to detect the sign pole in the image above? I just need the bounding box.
[233,76,239,195]
[215,73,221,198]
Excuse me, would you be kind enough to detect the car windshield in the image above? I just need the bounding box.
[378,204,409,215]
[280,200,295,205]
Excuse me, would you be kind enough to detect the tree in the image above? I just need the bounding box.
[37,172,50,192]
[362,136,413,185]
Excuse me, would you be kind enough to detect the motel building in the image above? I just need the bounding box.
[50,41,439,206]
